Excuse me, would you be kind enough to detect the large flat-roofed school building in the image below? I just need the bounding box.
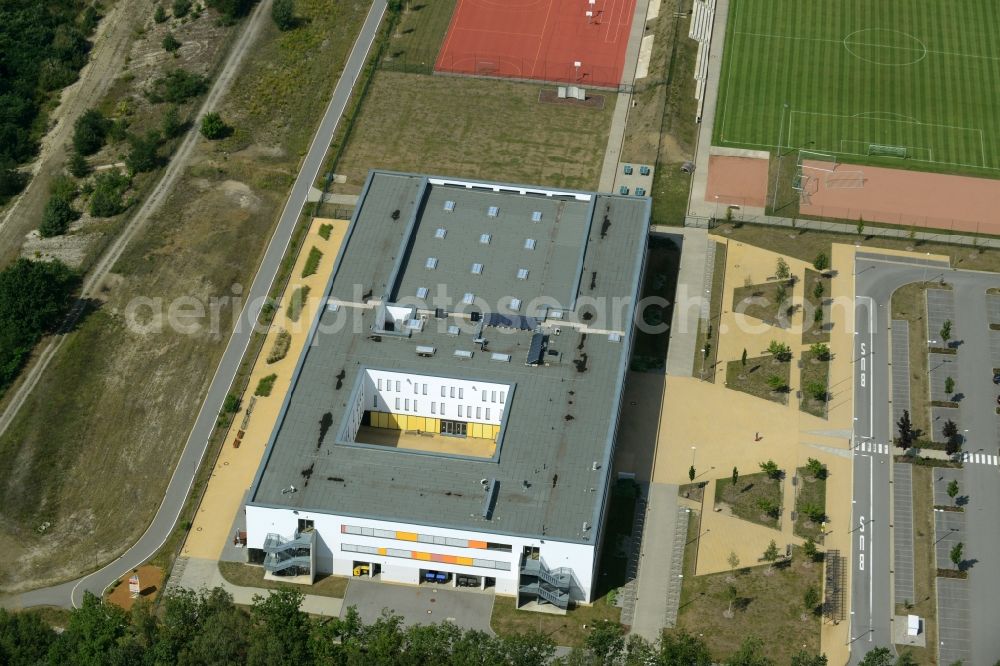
[244,171,650,609]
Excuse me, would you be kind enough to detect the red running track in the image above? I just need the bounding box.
[435,0,636,88]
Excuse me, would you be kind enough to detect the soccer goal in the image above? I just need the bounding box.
[798,150,838,172]
[868,144,907,158]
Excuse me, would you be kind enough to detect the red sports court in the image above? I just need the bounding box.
[435,0,637,88]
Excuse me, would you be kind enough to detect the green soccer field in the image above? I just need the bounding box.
[713,0,1000,175]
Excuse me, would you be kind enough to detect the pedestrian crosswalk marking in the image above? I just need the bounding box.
[855,441,889,455]
[958,452,999,466]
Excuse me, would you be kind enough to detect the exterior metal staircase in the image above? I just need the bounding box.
[262,530,314,576]
[518,557,572,609]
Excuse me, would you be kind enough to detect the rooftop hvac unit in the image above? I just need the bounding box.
[454,350,474,359]
[415,346,436,357]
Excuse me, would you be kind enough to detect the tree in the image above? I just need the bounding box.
[775,257,790,281]
[40,193,80,237]
[585,619,624,662]
[732,466,739,487]
[162,105,184,139]
[856,216,865,237]
[154,4,168,22]
[658,631,714,665]
[89,169,130,217]
[68,150,91,178]
[803,585,820,613]
[173,0,192,17]
[200,112,230,140]
[942,419,960,454]
[725,635,774,666]
[803,536,819,562]
[812,252,829,272]
[741,348,747,366]
[762,540,779,571]
[0,608,57,664]
[756,497,779,519]
[725,584,738,615]
[221,393,241,415]
[206,0,256,20]
[944,376,955,395]
[810,342,831,361]
[806,457,826,479]
[791,651,828,666]
[688,465,696,482]
[126,131,162,174]
[73,108,109,156]
[272,0,296,30]
[805,380,828,403]
[0,161,29,203]
[813,306,823,327]
[812,279,824,300]
[896,409,913,448]
[767,340,792,362]
[858,647,893,666]
[728,550,740,572]
[775,283,787,308]
[163,32,181,53]
[947,479,959,504]
[940,319,952,344]
[248,588,311,664]
[759,459,781,479]
[150,68,208,104]
[801,501,825,524]
[950,542,963,569]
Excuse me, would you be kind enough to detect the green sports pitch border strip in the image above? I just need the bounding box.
[713,0,1000,174]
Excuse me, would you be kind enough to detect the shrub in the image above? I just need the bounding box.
[68,150,90,177]
[172,0,192,18]
[89,169,130,217]
[301,246,323,278]
[125,131,162,174]
[809,342,831,361]
[806,380,828,402]
[286,285,311,322]
[72,109,109,156]
[200,112,229,140]
[318,223,333,240]
[267,329,292,364]
[154,4,168,22]
[775,257,790,281]
[759,459,781,479]
[766,374,788,391]
[812,252,829,272]
[221,393,240,415]
[806,457,827,479]
[0,161,29,203]
[149,68,208,104]
[206,0,255,20]
[944,376,955,395]
[163,33,182,53]
[767,340,792,362]
[161,105,184,139]
[255,373,278,397]
[40,195,79,238]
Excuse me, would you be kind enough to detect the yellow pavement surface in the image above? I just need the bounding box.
[182,218,349,560]
[651,238,905,663]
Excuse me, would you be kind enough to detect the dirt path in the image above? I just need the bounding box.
[0,0,274,441]
[0,0,155,267]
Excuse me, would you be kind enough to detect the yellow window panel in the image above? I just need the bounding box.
[396,531,418,541]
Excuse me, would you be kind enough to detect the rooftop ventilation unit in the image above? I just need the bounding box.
[416,287,429,299]
[479,233,491,244]
[609,332,622,342]
[327,301,340,312]
[526,333,547,365]
[447,324,461,336]
[510,298,522,312]
[524,238,536,250]
[516,268,529,280]
[487,206,499,217]
[462,292,475,304]
[425,257,438,270]
[531,211,542,222]
[434,227,447,239]
[406,318,424,331]
[443,200,455,212]
[471,263,483,275]
[491,353,511,362]
[415,346,436,357]
[482,479,499,519]
[454,349,474,359]
[549,310,564,320]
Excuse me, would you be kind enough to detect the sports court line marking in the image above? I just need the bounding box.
[719,0,743,142]
[451,27,545,39]
[734,29,1000,63]
[530,0,557,77]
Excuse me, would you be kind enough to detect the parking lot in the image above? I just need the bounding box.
[340,578,496,633]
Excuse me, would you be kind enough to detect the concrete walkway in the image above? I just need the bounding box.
[170,556,344,616]
[629,483,683,640]
[653,225,710,377]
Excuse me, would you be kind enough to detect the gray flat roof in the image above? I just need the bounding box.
[248,171,650,543]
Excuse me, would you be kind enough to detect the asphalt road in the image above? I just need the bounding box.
[850,254,1000,664]
[3,0,387,610]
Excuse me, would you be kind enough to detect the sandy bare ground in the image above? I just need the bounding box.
[0,0,155,267]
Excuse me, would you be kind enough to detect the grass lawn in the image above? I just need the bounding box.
[714,472,782,529]
[382,0,457,74]
[218,561,348,598]
[802,269,830,344]
[799,349,830,418]
[693,242,727,380]
[793,467,827,543]
[332,72,615,193]
[715,0,1000,178]
[894,465,938,665]
[631,236,681,372]
[0,0,370,593]
[673,542,822,663]
[490,596,620,648]
[891,282,938,437]
[725,354,791,405]
[732,280,792,328]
